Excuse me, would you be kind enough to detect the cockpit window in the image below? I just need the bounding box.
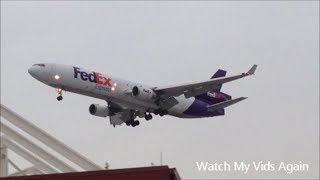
[33,64,45,67]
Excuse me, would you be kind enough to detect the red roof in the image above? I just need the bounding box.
[2,166,181,180]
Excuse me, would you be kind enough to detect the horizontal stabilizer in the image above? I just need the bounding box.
[207,97,247,112]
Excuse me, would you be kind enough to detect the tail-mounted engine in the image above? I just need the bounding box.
[89,104,110,117]
[132,86,156,101]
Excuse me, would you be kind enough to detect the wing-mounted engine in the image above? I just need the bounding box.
[132,86,156,101]
[89,104,111,117]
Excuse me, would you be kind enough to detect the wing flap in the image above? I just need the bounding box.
[207,97,247,112]
[109,110,131,126]
[159,96,179,109]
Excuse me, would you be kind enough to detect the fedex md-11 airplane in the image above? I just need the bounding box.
[28,63,257,127]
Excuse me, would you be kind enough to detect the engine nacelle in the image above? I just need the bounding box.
[89,104,110,117]
[132,86,156,100]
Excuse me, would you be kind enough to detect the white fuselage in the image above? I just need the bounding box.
[28,63,196,118]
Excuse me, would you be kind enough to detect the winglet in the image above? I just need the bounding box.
[242,64,258,76]
[247,64,258,75]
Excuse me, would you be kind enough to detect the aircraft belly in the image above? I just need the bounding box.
[168,95,197,118]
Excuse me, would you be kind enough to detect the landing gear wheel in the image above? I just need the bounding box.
[154,110,159,115]
[145,113,152,121]
[131,120,140,127]
[57,96,63,101]
[145,114,152,121]
[135,120,140,126]
[159,110,168,116]
[56,88,63,101]
[125,121,131,126]
[155,109,167,116]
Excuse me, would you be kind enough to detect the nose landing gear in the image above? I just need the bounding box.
[56,88,63,101]
[57,95,63,101]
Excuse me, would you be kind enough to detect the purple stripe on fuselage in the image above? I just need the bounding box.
[183,98,225,117]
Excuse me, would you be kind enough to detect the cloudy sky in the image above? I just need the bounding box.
[1,1,319,179]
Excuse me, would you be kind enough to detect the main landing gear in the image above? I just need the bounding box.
[124,110,140,127]
[125,119,140,127]
[124,109,167,128]
[145,113,153,121]
[153,109,168,117]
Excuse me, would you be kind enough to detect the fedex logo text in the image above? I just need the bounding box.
[73,67,112,86]
[207,92,221,99]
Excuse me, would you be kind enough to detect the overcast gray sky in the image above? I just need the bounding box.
[1,1,319,179]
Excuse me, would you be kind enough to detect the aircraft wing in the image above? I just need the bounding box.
[154,65,257,99]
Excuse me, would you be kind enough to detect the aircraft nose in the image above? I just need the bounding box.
[28,66,37,78]
[28,64,51,84]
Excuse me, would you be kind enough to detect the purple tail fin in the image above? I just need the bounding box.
[211,69,227,79]
[195,69,231,105]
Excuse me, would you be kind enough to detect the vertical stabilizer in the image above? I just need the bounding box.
[211,69,227,80]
